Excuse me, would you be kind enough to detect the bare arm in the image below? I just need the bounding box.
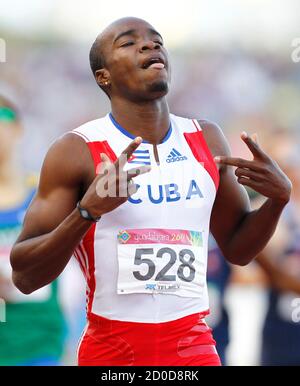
[201,121,292,266]
[10,134,149,295]
[10,134,93,294]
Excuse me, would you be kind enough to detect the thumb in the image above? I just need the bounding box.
[252,133,259,144]
[96,153,112,175]
[100,153,112,164]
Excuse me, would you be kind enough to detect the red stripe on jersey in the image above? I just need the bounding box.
[87,141,118,172]
[74,250,87,278]
[78,243,89,277]
[184,129,220,191]
[82,224,96,316]
[83,140,118,315]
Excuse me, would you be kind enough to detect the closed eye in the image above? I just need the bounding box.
[120,41,135,47]
[155,41,163,46]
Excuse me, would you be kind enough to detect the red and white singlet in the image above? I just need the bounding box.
[72,113,221,366]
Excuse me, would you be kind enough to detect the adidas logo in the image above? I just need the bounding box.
[166,148,188,163]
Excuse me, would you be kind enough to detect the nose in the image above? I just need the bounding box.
[139,40,161,52]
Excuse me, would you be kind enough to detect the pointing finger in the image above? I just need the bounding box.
[241,131,267,160]
[126,165,152,180]
[116,137,143,170]
[252,133,259,144]
[214,156,262,171]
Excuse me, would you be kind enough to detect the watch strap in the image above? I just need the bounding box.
[77,202,101,222]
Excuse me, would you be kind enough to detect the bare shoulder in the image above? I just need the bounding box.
[15,132,96,239]
[38,132,95,196]
[197,119,231,159]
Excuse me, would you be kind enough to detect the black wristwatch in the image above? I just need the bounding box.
[77,202,101,223]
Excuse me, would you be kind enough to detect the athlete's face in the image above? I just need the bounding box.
[97,19,171,101]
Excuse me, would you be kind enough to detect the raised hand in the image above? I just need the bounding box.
[80,137,151,218]
[214,132,292,204]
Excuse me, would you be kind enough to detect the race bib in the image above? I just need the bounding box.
[117,229,206,298]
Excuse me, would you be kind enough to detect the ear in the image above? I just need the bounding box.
[95,69,111,88]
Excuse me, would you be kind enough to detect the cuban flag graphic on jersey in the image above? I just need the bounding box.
[128,150,151,166]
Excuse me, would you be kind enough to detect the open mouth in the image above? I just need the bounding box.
[142,57,165,70]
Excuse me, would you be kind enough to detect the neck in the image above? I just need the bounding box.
[111,97,170,144]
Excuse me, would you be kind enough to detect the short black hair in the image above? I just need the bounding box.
[89,37,111,98]
[89,37,105,76]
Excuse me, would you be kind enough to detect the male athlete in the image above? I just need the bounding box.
[10,17,292,366]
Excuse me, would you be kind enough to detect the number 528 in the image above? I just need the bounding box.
[133,247,196,283]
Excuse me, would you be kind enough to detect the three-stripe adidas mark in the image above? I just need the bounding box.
[166,148,188,163]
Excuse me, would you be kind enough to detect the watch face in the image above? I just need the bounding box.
[82,210,89,219]
[77,202,100,222]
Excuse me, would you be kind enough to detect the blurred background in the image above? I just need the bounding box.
[0,0,299,366]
